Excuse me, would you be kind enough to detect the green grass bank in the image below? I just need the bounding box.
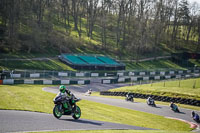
[110,78,200,100]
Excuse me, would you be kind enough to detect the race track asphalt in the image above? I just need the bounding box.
[0,110,153,133]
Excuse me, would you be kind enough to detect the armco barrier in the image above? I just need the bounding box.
[100,91,200,106]
[2,79,90,85]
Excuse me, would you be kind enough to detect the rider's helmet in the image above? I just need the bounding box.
[59,85,66,93]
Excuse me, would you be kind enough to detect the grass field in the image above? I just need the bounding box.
[110,78,200,100]
[0,53,58,59]
[125,59,185,70]
[0,85,192,132]
[0,59,75,71]
[125,59,200,70]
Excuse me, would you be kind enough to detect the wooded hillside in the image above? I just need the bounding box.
[0,0,200,60]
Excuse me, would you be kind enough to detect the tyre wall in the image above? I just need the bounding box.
[100,91,200,106]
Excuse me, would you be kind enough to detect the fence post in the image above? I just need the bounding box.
[44,70,46,78]
[24,70,26,79]
[52,71,54,79]
[193,80,196,89]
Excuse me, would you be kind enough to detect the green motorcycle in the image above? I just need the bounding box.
[53,95,81,120]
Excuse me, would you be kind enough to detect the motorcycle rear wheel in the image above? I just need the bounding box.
[53,105,62,119]
[130,98,134,102]
[72,106,81,120]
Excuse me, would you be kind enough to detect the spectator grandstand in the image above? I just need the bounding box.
[59,54,125,70]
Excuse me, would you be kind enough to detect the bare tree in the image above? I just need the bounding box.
[61,0,70,32]
[86,0,99,39]
[171,0,179,49]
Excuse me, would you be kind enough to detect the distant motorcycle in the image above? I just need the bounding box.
[147,100,156,107]
[146,97,156,107]
[192,111,200,123]
[53,95,81,119]
[170,103,180,113]
[85,89,92,96]
[125,94,134,102]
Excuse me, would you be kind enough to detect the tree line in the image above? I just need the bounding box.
[0,0,200,59]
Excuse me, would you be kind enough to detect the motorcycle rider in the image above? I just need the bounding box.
[170,102,175,108]
[170,102,179,112]
[191,111,199,122]
[85,89,92,96]
[126,92,134,101]
[147,96,154,105]
[55,85,74,110]
[88,89,92,94]
[126,92,132,97]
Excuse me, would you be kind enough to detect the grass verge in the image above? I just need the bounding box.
[0,85,192,131]
[110,78,200,100]
[125,59,186,70]
[30,130,191,133]
[0,59,75,71]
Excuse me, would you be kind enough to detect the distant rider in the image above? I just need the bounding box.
[147,96,154,105]
[191,111,199,121]
[126,92,132,98]
[170,102,179,112]
[126,92,134,102]
[88,89,92,95]
[170,102,175,108]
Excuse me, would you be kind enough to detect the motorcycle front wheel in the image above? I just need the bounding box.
[72,106,81,120]
[53,105,62,119]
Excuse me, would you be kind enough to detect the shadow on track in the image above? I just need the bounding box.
[60,119,103,126]
[178,112,186,114]
[171,111,186,114]
[153,106,162,109]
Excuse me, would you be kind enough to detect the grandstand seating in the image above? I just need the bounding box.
[63,55,87,65]
[79,55,104,65]
[97,56,119,65]
[59,54,125,70]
